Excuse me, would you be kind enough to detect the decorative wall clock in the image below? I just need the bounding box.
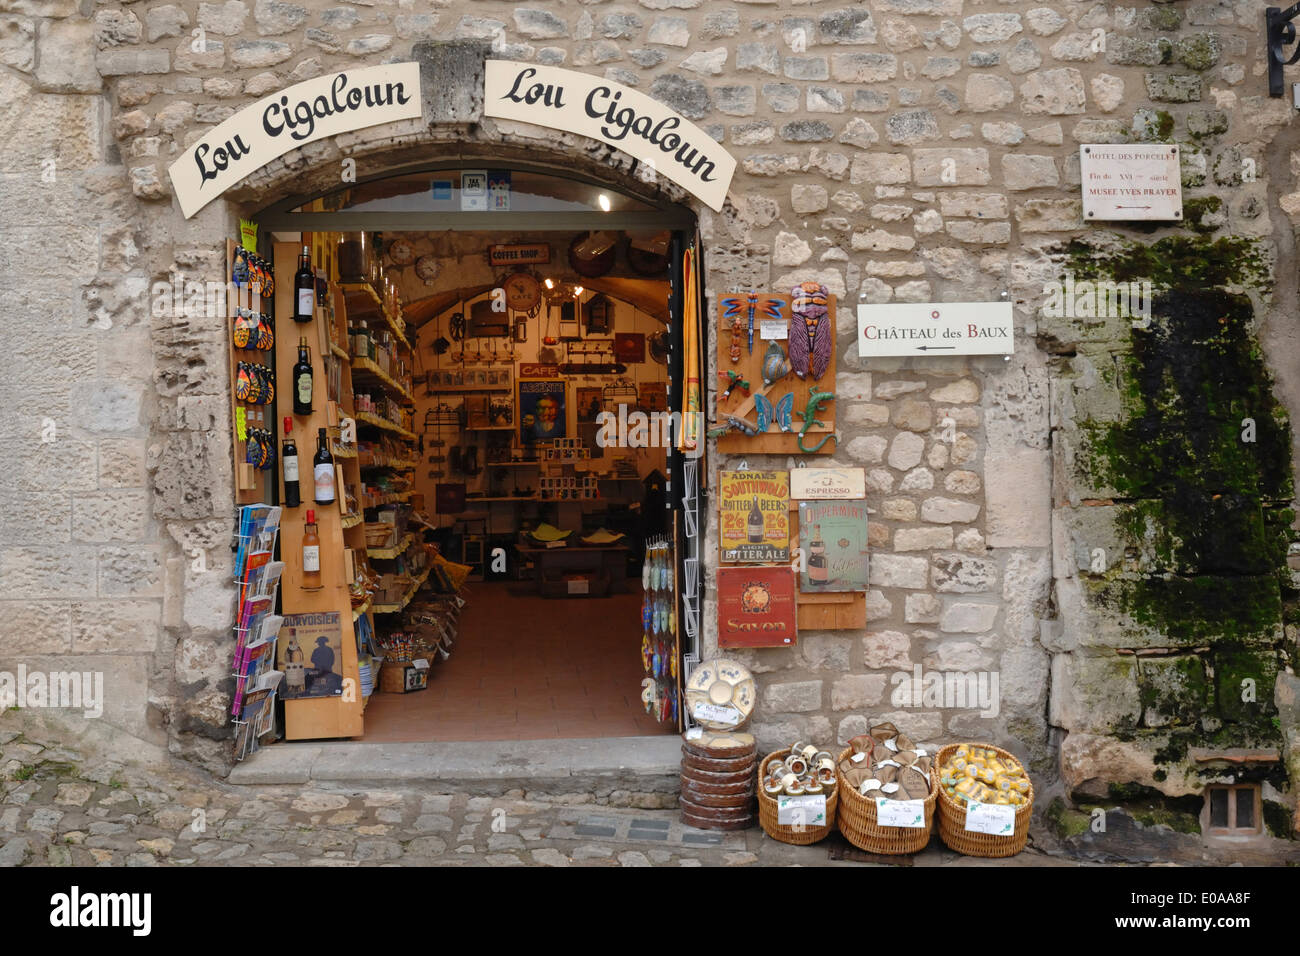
[503,271,541,314]
[388,238,415,266]
[415,254,440,283]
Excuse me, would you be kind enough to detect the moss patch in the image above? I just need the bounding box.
[1064,233,1296,754]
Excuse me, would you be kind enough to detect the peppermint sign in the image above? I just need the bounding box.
[484,61,736,212]
[169,63,423,219]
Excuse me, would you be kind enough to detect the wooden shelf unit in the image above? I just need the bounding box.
[272,234,425,742]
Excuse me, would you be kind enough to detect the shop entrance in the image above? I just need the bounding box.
[252,162,705,746]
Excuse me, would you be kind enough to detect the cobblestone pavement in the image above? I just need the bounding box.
[0,729,1080,868]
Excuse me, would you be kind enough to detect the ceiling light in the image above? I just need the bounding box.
[574,286,584,297]
[598,193,611,212]
[544,277,554,289]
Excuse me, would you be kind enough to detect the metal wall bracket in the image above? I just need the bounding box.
[1267,4,1300,97]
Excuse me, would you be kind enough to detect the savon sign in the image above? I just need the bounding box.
[168,63,422,219]
[484,60,736,212]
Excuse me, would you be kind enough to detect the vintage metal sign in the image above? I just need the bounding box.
[719,470,790,563]
[798,500,869,593]
[857,302,1014,358]
[483,60,736,212]
[488,243,551,267]
[790,467,865,500]
[169,63,422,219]
[1079,144,1183,221]
[718,566,798,648]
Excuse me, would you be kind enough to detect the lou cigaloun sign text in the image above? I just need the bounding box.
[483,60,736,212]
[168,63,423,219]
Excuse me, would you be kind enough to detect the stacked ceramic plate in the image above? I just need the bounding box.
[679,659,759,830]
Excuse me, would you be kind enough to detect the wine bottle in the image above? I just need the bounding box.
[747,496,764,544]
[282,416,301,508]
[313,427,336,505]
[292,337,313,415]
[293,245,314,323]
[301,509,322,589]
[809,523,828,585]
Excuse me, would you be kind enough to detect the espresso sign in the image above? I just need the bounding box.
[858,302,1014,358]
[169,63,422,219]
[483,60,736,212]
[790,467,865,500]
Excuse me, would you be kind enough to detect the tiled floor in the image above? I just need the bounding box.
[362,581,677,742]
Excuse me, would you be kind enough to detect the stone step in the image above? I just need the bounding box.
[227,736,683,799]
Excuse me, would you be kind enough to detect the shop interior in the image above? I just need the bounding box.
[365,228,676,742]
[251,166,693,745]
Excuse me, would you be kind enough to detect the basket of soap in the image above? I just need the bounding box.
[834,722,937,855]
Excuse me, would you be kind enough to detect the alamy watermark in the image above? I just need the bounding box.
[890,664,1000,718]
[1043,274,1152,321]
[595,405,703,457]
[0,666,104,719]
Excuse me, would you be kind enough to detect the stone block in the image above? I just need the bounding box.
[921,497,980,523]
[850,152,910,185]
[985,448,1050,547]
[871,554,930,589]
[831,674,888,710]
[70,599,160,653]
[939,601,999,633]
[830,51,896,83]
[862,629,911,668]
[71,492,150,544]
[1019,68,1086,114]
[0,546,96,599]
[1002,154,1059,189]
[896,527,954,551]
[931,552,997,593]
[912,148,990,186]
[1050,652,1141,733]
[762,680,823,713]
[0,601,70,653]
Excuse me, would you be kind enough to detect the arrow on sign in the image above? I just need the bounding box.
[916,345,956,351]
[1115,205,1153,210]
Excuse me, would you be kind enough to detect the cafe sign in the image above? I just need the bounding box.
[483,60,736,212]
[168,63,423,219]
[858,302,1014,358]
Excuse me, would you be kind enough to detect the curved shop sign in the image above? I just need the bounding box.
[168,63,422,219]
[484,60,736,212]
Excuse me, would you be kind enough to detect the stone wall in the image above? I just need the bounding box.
[0,0,1295,834]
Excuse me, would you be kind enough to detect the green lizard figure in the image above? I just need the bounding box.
[795,386,837,454]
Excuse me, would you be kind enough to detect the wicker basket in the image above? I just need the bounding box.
[834,747,937,855]
[757,749,838,845]
[933,743,1034,858]
[364,524,394,548]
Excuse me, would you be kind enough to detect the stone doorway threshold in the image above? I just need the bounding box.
[227,735,681,797]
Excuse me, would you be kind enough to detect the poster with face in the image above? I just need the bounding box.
[519,379,567,444]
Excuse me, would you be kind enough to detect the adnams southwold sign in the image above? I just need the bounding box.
[483,60,736,212]
[858,302,1015,357]
[168,63,423,219]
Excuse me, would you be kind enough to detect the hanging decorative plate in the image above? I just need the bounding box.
[388,238,415,266]
[415,254,440,283]
[625,237,670,276]
[685,657,756,731]
[503,272,541,313]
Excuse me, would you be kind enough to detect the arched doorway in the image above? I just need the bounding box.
[246,160,704,745]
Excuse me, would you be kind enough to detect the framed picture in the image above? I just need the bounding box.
[576,386,604,423]
[638,381,667,413]
[585,294,612,336]
[717,566,798,648]
[518,378,566,444]
[798,500,869,592]
[558,300,581,341]
[614,332,645,364]
[719,470,790,563]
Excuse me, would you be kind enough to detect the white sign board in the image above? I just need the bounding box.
[777,795,827,827]
[964,801,1017,835]
[168,63,423,219]
[483,60,736,212]
[858,302,1014,358]
[1079,144,1183,221]
[790,467,866,500]
[875,798,927,828]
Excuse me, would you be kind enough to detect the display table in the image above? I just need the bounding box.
[516,544,630,598]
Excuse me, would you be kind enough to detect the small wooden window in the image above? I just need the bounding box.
[1204,784,1261,835]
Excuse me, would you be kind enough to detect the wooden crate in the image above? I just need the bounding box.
[379,660,430,694]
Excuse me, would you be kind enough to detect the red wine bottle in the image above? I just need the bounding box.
[313,427,335,506]
[282,417,301,508]
[293,245,314,323]
[292,337,313,415]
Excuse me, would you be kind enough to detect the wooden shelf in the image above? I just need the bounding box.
[465,495,540,502]
[330,343,350,362]
[466,425,515,431]
[367,533,414,560]
[351,356,414,403]
[355,412,416,441]
[426,385,513,393]
[341,512,363,529]
[339,281,410,350]
[486,461,543,467]
[331,444,358,459]
[371,566,431,614]
[361,490,413,508]
[359,457,419,471]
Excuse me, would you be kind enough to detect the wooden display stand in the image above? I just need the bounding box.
[714,292,837,456]
[275,239,368,740]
